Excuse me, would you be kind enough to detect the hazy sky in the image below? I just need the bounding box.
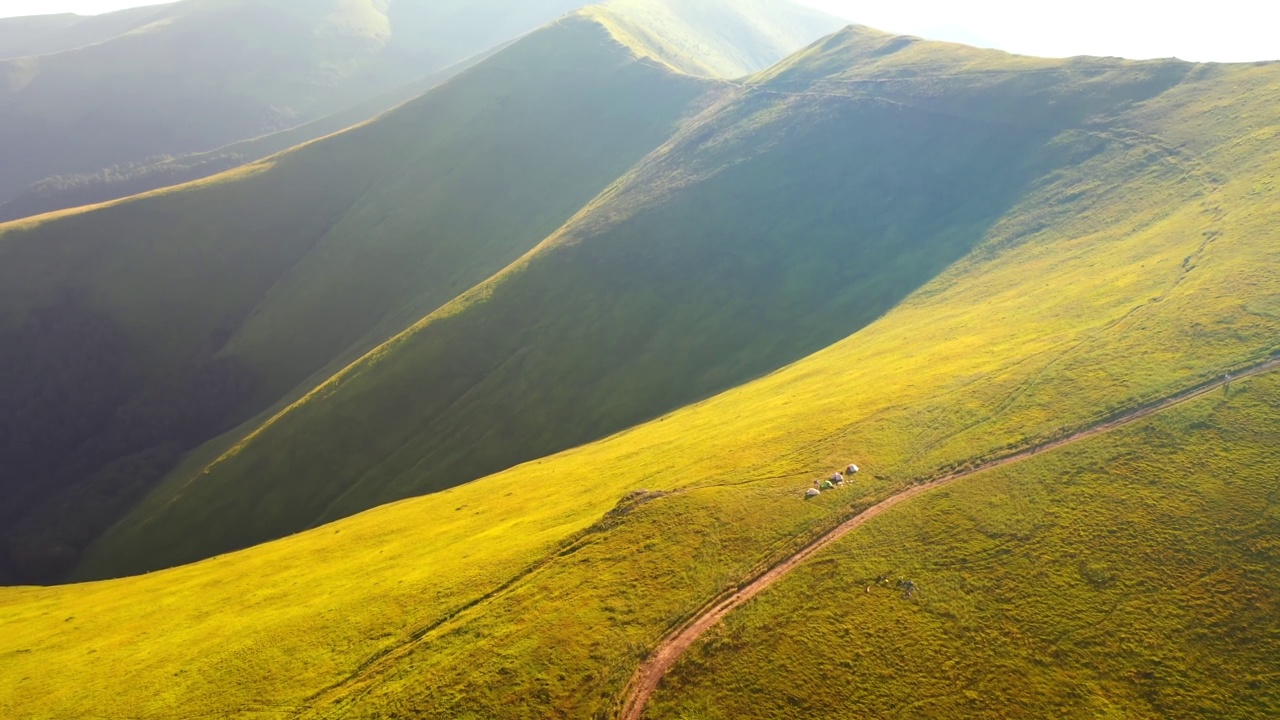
[0,0,171,16]
[0,0,1275,63]
[798,0,1279,62]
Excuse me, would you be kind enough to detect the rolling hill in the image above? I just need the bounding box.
[0,6,724,584]
[0,0,603,215]
[0,0,842,220]
[0,46,500,223]
[0,24,1277,719]
[0,0,844,585]
[75,25,1201,581]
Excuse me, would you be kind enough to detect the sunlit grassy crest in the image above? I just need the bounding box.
[586,0,845,78]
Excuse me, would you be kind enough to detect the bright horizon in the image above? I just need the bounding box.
[800,0,1279,63]
[0,0,1275,63]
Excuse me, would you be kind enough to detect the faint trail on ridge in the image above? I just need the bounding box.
[616,355,1280,720]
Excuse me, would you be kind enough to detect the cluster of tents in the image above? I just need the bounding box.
[805,463,860,498]
[865,574,919,599]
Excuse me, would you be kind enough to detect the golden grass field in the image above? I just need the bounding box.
[647,370,1280,719]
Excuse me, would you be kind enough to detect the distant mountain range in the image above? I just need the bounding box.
[0,0,838,220]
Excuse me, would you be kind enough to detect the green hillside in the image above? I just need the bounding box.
[280,49,1280,720]
[76,25,1205,581]
[645,372,1280,719]
[1,30,1276,717]
[0,9,718,584]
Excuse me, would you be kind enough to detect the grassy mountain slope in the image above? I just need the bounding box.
[276,56,1280,720]
[0,0,600,212]
[646,372,1280,720]
[76,26,1208,580]
[0,11,717,583]
[2,40,1277,717]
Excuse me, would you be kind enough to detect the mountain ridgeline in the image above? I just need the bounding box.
[0,51,500,223]
[0,0,843,584]
[0,0,843,221]
[82,27,1193,579]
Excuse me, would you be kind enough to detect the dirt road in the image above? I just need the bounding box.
[616,356,1280,720]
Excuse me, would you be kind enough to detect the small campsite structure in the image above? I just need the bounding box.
[897,579,917,599]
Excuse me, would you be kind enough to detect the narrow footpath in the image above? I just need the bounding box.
[617,356,1280,720]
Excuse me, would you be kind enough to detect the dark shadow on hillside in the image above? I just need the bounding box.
[0,294,259,584]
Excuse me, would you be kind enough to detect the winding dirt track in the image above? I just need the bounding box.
[617,356,1280,720]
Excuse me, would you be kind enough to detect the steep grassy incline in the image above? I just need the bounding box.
[0,0,598,213]
[2,45,1277,718]
[0,12,717,584]
[74,26,1184,580]
[635,49,1280,719]
[645,371,1280,720]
